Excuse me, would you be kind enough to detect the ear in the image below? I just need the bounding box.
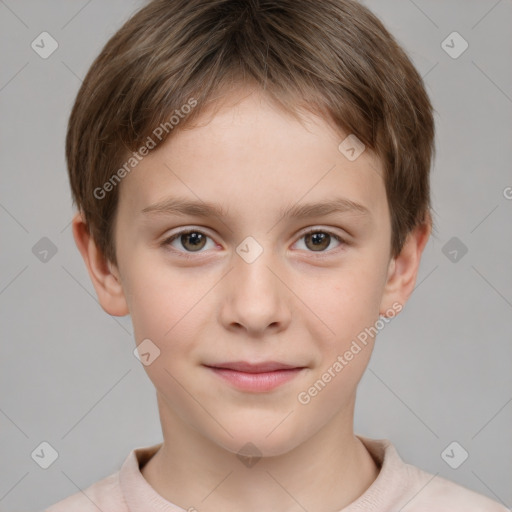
[71,211,129,316]
[379,217,431,316]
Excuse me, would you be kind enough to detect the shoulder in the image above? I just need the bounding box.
[355,436,509,512]
[43,471,126,512]
[402,462,509,511]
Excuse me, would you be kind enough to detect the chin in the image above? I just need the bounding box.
[208,419,309,459]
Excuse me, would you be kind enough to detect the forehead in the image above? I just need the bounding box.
[116,88,388,226]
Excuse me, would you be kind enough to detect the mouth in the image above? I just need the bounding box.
[203,361,307,392]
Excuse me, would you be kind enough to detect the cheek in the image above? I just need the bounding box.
[125,260,205,341]
[294,262,384,347]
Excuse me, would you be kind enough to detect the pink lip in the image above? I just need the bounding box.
[204,361,306,392]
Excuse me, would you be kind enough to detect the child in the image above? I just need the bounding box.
[45,0,508,510]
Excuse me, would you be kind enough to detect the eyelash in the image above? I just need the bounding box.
[160,227,347,259]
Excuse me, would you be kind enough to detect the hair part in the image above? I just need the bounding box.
[66,0,436,266]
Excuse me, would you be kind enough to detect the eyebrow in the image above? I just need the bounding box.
[141,196,371,220]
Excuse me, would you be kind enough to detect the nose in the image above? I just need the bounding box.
[218,247,292,337]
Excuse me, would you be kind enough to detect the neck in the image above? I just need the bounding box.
[141,394,380,512]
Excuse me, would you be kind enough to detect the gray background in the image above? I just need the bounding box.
[0,0,511,510]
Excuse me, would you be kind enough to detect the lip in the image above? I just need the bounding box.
[207,361,302,373]
[204,361,306,392]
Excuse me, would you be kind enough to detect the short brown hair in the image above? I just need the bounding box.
[66,0,435,265]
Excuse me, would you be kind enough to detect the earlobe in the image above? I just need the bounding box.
[379,220,431,316]
[71,212,129,316]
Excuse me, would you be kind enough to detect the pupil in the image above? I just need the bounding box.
[184,232,205,250]
[189,233,201,245]
[308,232,329,251]
[312,233,324,244]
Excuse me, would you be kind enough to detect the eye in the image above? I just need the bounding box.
[161,227,347,258]
[161,229,216,255]
[293,229,345,253]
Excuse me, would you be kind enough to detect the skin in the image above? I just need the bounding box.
[73,86,431,512]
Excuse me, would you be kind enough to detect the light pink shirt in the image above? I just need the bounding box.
[44,435,508,511]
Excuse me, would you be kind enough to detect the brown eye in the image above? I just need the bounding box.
[163,229,214,254]
[295,229,345,253]
[179,232,207,251]
[304,232,331,251]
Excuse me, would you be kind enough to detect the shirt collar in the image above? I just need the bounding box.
[119,435,405,512]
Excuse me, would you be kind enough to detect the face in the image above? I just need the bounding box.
[110,88,397,457]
